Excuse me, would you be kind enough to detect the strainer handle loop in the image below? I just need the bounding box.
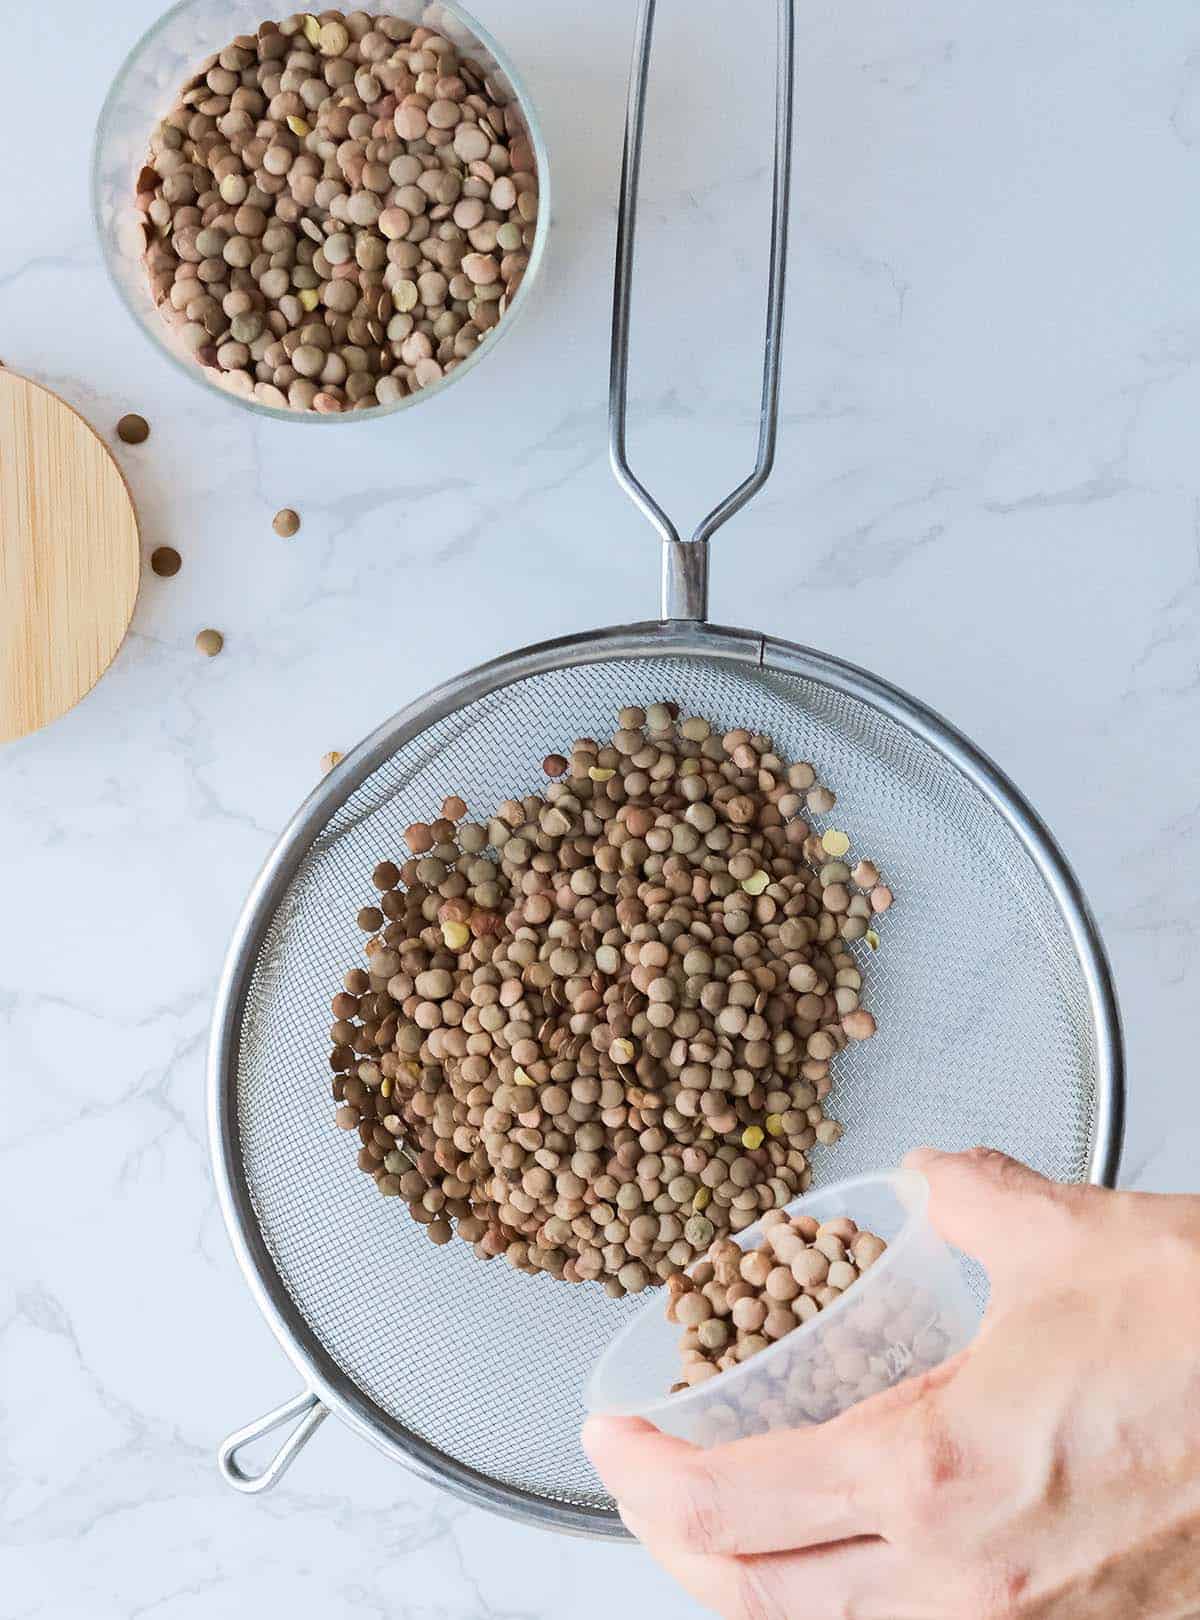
[609,0,795,622]
[217,1389,328,1494]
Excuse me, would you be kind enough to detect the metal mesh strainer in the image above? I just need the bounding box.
[208,0,1122,1538]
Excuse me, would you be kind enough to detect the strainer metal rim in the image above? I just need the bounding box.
[207,617,1124,1537]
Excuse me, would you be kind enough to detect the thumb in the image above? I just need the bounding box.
[903,1146,1076,1283]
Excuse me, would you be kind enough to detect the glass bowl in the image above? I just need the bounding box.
[92,0,550,422]
[584,1170,983,1449]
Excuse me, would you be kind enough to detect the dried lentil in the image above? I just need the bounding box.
[667,1209,886,1389]
[117,413,150,444]
[150,546,181,577]
[328,707,891,1295]
[136,14,539,415]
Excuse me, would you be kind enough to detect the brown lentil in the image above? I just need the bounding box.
[117,413,150,445]
[150,546,182,577]
[328,706,891,1295]
[667,1209,886,1389]
[136,14,539,415]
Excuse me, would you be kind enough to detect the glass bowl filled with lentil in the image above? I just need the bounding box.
[92,2,549,419]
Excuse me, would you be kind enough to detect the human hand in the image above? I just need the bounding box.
[583,1148,1200,1619]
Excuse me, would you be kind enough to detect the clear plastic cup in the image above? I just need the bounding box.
[584,1169,981,1449]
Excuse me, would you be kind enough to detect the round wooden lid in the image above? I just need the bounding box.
[0,370,140,742]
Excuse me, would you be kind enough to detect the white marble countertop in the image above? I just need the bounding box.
[3,0,1199,1613]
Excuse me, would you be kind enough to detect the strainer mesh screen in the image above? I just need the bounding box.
[235,653,1096,1513]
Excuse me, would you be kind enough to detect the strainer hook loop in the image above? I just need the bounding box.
[217,1388,329,1494]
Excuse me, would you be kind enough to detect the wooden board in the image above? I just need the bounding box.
[0,370,140,742]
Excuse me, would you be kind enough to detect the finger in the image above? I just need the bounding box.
[584,1405,901,1557]
[622,1501,895,1620]
[903,1145,1076,1280]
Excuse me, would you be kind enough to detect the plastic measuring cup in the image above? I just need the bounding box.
[584,1169,981,1449]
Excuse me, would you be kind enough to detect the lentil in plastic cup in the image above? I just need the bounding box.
[584,1169,982,1449]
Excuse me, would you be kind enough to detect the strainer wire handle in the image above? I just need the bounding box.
[609,0,796,623]
[217,1388,328,1494]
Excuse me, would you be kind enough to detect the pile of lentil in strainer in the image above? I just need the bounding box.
[137,10,537,413]
[329,705,894,1298]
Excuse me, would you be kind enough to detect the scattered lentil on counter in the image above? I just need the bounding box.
[150,546,182,577]
[117,413,151,444]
